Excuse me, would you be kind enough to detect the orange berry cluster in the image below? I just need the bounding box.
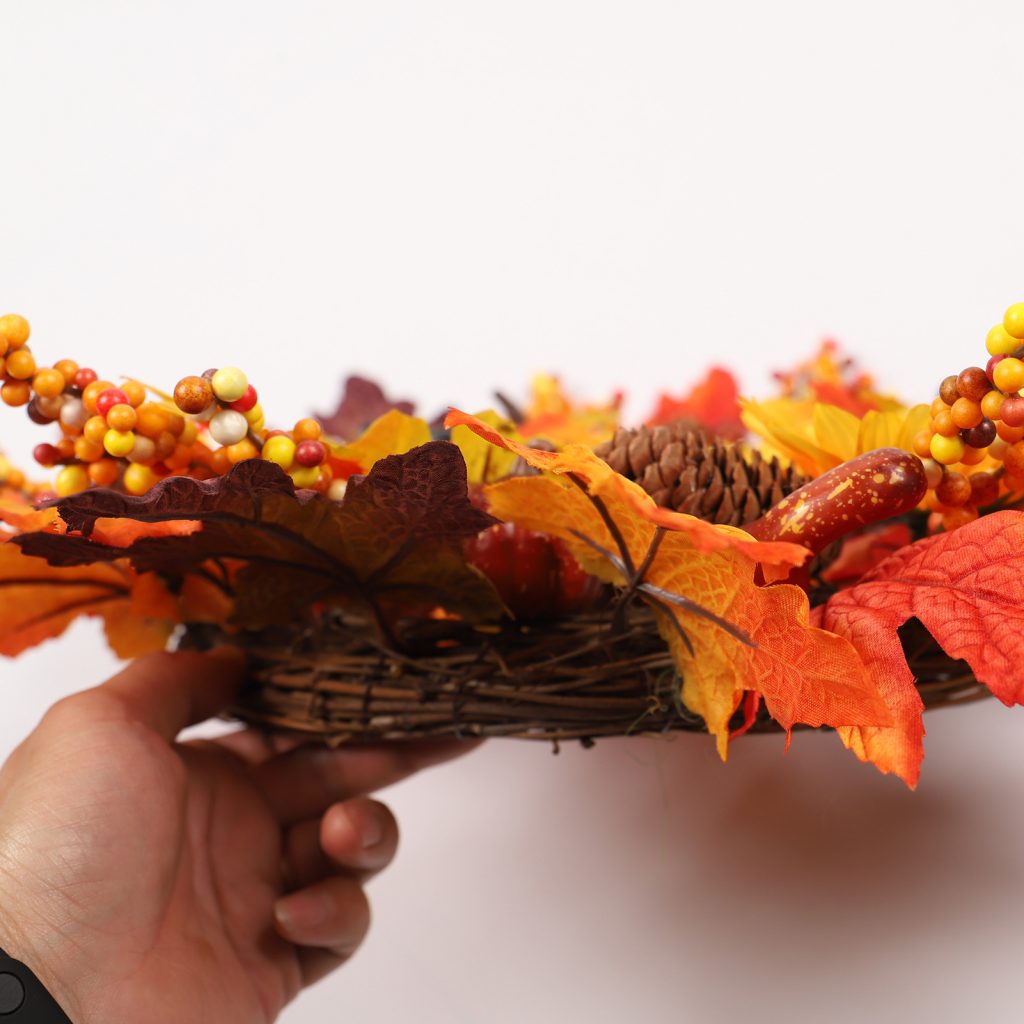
[170,367,337,496]
[0,314,341,504]
[914,301,1024,530]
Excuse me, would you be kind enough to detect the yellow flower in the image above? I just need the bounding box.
[740,397,931,478]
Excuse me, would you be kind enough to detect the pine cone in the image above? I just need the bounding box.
[593,422,809,527]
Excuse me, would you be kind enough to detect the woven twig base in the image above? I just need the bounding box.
[185,610,990,746]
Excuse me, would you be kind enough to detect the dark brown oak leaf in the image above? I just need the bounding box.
[16,445,502,632]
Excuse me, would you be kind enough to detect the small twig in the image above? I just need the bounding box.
[639,592,694,656]
[494,390,524,423]
[568,527,628,577]
[567,473,636,577]
[639,581,755,647]
[611,527,666,631]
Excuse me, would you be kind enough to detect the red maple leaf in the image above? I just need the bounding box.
[814,510,1024,788]
[646,367,744,439]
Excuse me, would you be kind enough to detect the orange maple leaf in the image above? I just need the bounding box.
[0,543,175,658]
[446,409,891,757]
[814,510,1024,788]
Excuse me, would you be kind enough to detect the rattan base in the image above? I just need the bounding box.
[184,610,989,746]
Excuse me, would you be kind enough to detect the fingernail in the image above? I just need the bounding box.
[275,893,329,932]
[358,808,383,850]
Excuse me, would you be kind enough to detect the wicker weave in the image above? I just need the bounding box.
[190,611,988,746]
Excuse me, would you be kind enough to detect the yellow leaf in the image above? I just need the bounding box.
[450,410,520,485]
[330,409,432,474]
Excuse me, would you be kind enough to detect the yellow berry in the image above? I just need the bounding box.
[55,464,90,497]
[6,348,36,380]
[1004,302,1024,340]
[328,479,347,501]
[290,465,320,488]
[0,314,30,349]
[993,357,1024,393]
[103,428,136,458]
[106,403,137,432]
[262,435,296,469]
[293,418,322,441]
[211,366,249,403]
[243,402,264,425]
[32,367,65,398]
[929,433,965,465]
[987,323,1020,356]
[122,463,157,495]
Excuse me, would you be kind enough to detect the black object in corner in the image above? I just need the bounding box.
[0,949,72,1022]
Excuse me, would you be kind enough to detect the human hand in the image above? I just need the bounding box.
[0,649,478,1023]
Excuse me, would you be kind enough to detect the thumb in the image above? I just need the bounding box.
[97,647,246,741]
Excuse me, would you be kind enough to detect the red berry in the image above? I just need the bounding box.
[970,471,1000,507]
[935,470,971,507]
[73,367,98,390]
[964,417,997,447]
[229,384,258,413]
[33,443,60,467]
[1001,396,1024,427]
[986,354,1006,385]
[96,387,130,417]
[294,439,325,467]
[956,367,990,403]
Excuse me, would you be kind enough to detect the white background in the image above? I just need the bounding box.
[3,3,1024,1022]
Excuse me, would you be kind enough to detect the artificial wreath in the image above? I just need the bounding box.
[0,304,1022,788]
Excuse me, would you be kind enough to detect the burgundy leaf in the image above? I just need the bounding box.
[317,375,416,440]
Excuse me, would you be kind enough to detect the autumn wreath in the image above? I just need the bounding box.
[0,306,1022,789]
